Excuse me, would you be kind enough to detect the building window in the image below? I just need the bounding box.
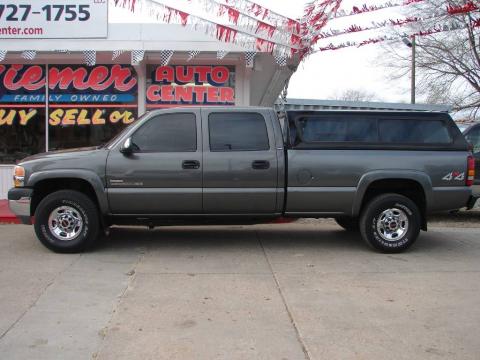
[0,65,46,164]
[1,64,140,162]
[48,64,138,150]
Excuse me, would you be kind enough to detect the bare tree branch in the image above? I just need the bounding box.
[378,0,480,119]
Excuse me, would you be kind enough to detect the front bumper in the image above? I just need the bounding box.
[8,188,33,225]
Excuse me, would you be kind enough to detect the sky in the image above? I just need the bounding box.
[252,0,413,103]
[112,0,415,104]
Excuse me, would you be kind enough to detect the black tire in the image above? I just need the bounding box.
[34,190,100,253]
[359,193,421,253]
[334,217,359,232]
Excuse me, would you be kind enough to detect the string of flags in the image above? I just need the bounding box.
[1,0,477,64]
[159,50,174,66]
[222,0,301,35]
[0,49,286,67]
[83,50,97,66]
[327,0,424,21]
[245,51,257,67]
[187,50,201,62]
[112,50,127,61]
[304,0,480,54]
[316,19,478,52]
[131,50,145,65]
[314,1,479,40]
[21,50,37,60]
[110,0,300,58]
[216,50,229,60]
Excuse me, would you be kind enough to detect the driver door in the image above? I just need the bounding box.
[106,110,203,214]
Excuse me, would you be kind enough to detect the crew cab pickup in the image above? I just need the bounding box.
[8,107,474,253]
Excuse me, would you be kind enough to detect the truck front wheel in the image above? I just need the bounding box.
[359,194,421,253]
[34,190,100,253]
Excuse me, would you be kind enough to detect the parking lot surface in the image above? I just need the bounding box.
[0,220,479,360]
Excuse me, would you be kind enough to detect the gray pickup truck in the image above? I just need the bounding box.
[8,107,475,253]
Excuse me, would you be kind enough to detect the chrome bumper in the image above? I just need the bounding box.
[7,188,33,225]
[8,197,31,217]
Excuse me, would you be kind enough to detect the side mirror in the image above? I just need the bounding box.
[120,137,134,155]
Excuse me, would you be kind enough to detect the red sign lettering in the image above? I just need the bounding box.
[148,65,235,106]
[48,65,137,92]
[1,65,45,91]
[154,65,230,85]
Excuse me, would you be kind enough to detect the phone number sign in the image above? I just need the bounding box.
[0,0,108,39]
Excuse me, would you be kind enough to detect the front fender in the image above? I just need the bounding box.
[27,169,109,214]
[352,170,433,216]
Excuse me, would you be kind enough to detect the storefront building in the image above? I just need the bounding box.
[0,21,300,198]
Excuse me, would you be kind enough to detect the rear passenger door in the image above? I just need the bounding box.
[201,109,279,214]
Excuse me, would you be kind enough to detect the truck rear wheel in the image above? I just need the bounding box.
[334,217,359,231]
[34,190,100,253]
[359,193,421,253]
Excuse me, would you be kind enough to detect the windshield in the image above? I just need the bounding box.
[101,112,150,149]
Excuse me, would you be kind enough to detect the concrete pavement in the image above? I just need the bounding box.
[0,222,479,359]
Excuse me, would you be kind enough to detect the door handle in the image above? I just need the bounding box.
[252,160,270,170]
[182,160,200,169]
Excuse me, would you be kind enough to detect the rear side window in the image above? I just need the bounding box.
[132,113,197,152]
[465,126,480,154]
[209,112,270,151]
[297,116,377,143]
[378,119,451,144]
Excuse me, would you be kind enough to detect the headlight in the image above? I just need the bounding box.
[13,166,25,187]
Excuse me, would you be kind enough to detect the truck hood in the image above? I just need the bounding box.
[18,146,110,187]
[20,146,101,163]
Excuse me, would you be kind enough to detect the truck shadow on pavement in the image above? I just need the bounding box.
[91,225,460,254]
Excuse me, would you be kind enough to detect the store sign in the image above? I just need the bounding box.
[0,0,108,39]
[147,65,235,108]
[0,65,45,127]
[48,65,137,127]
[0,64,138,127]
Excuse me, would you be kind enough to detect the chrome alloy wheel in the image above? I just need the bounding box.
[48,206,84,241]
[376,208,409,242]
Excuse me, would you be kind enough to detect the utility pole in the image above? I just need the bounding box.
[402,35,416,104]
[411,36,416,104]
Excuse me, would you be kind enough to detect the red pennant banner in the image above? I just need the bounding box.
[447,1,478,15]
[216,25,238,43]
[256,21,276,37]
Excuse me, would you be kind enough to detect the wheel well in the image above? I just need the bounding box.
[31,178,99,216]
[361,179,427,230]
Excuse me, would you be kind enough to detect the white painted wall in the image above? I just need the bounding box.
[0,166,14,199]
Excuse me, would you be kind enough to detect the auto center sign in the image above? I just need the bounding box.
[147,65,236,108]
[0,0,108,39]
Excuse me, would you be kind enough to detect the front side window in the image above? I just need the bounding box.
[132,113,197,152]
[209,112,269,151]
[296,116,377,143]
[378,119,451,144]
[465,127,480,154]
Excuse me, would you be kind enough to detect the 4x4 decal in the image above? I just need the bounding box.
[442,171,465,181]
